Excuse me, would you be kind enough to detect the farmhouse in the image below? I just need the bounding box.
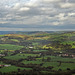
[29,47,33,49]
[4,65,11,67]
[0,65,11,67]
[58,53,75,58]
[0,54,5,56]
[58,54,69,57]
[72,54,75,59]
[0,65,4,67]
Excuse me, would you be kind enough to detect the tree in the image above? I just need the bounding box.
[46,57,51,62]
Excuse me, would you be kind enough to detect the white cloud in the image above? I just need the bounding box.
[43,0,61,2]
[68,13,75,16]
[0,21,8,24]
[59,3,75,8]
[13,3,21,9]
[55,13,68,21]
[0,0,75,31]
[52,21,63,26]
[19,7,30,11]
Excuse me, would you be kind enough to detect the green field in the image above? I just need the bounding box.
[37,55,75,62]
[33,50,48,52]
[0,35,5,37]
[4,53,40,60]
[10,39,19,42]
[0,62,6,65]
[53,63,75,71]
[0,44,23,50]
[21,55,75,71]
[0,32,75,74]
[0,66,32,73]
[22,60,42,64]
[61,41,75,48]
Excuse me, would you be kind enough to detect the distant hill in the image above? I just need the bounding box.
[0,31,75,53]
[0,31,19,35]
[0,31,74,35]
[0,31,55,35]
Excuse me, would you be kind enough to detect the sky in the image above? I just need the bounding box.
[0,0,75,31]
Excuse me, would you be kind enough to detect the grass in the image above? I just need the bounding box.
[0,65,32,73]
[63,33,75,37]
[1,54,75,73]
[72,45,75,48]
[37,55,75,70]
[0,32,75,73]
[37,55,75,62]
[61,41,75,45]
[0,35,5,37]
[41,71,54,74]
[10,39,19,42]
[53,63,75,71]
[32,43,39,46]
[51,56,75,62]
[22,60,43,64]
[33,50,48,52]
[42,62,59,67]
[22,55,75,71]
[36,56,75,63]
[0,44,23,50]
[36,56,56,60]
[4,53,40,60]
[61,41,75,48]
[0,61,6,65]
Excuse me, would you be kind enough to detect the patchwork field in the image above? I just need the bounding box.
[0,44,23,50]
[0,31,75,75]
[4,53,40,60]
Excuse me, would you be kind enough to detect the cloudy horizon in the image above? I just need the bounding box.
[0,0,75,31]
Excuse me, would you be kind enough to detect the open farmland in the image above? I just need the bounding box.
[4,53,40,60]
[0,31,75,75]
[0,44,23,50]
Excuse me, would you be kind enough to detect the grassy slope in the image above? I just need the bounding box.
[0,66,32,73]
[4,53,40,60]
[0,44,23,50]
[0,32,75,73]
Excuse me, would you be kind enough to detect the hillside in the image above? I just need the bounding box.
[0,31,75,53]
[0,31,75,75]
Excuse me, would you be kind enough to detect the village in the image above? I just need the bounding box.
[0,64,11,68]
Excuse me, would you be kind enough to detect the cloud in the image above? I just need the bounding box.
[42,0,61,3]
[59,3,75,8]
[0,0,75,31]
[52,21,63,26]
[13,3,21,9]
[68,13,75,16]
[19,7,30,11]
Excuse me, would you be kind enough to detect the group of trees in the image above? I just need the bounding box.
[43,43,72,51]
[0,68,75,75]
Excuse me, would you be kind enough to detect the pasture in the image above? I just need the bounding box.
[0,65,32,73]
[0,44,23,50]
[4,53,40,60]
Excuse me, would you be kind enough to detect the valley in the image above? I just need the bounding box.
[0,31,75,75]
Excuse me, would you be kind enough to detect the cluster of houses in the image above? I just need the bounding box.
[0,53,11,68]
[58,53,75,59]
[0,54,5,56]
[0,64,11,68]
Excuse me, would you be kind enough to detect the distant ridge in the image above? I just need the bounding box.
[0,31,20,35]
[0,31,74,35]
[0,31,54,35]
